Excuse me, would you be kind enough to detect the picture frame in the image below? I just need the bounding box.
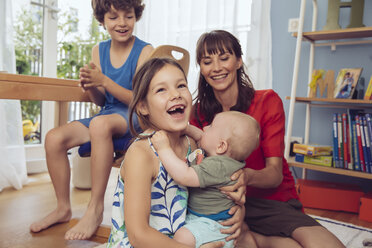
[334,68,363,99]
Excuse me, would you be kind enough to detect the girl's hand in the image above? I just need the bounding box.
[79,62,105,90]
[219,205,245,242]
[220,169,248,205]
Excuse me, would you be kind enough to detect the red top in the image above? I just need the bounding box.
[190,89,298,202]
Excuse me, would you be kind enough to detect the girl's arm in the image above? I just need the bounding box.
[151,131,200,187]
[123,141,191,248]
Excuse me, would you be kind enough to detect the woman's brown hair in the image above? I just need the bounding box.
[194,30,255,125]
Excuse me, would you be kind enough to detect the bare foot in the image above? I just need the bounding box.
[30,207,72,233]
[64,206,103,240]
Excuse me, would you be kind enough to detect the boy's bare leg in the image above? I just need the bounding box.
[65,115,126,240]
[30,122,89,233]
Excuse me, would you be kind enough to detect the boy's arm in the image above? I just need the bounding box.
[185,124,203,143]
[101,45,154,105]
[151,131,200,187]
[79,44,106,106]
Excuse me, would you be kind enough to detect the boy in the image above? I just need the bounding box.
[151,111,260,247]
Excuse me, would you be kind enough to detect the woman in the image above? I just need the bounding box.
[190,30,345,248]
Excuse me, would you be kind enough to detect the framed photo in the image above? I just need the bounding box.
[334,68,363,99]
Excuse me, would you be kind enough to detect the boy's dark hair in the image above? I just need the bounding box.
[129,58,187,137]
[92,0,145,23]
[194,30,255,125]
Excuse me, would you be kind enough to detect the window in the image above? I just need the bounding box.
[136,0,253,94]
[13,0,58,172]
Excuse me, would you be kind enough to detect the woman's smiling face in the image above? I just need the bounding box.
[199,48,242,93]
[139,64,192,133]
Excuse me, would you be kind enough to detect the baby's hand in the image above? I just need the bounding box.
[151,131,171,152]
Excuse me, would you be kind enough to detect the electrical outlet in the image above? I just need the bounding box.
[290,136,303,144]
[288,18,299,33]
[285,136,303,144]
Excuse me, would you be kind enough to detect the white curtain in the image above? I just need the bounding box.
[0,0,28,191]
[135,0,272,93]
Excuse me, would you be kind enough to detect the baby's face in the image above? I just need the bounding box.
[200,114,227,156]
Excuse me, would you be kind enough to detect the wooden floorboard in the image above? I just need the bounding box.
[0,168,119,248]
[1,167,371,248]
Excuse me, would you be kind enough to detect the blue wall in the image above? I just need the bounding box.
[271,0,372,191]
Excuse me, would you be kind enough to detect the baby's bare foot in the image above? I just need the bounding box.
[64,207,103,240]
[30,208,72,233]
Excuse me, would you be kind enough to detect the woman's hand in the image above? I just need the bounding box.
[79,62,105,91]
[219,204,245,243]
[220,169,248,205]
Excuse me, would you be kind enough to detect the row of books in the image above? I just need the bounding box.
[332,111,372,173]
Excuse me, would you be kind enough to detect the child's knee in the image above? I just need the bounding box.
[174,227,195,247]
[45,128,66,150]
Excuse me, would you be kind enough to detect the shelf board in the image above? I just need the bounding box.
[288,157,372,180]
[285,96,372,108]
[292,26,372,42]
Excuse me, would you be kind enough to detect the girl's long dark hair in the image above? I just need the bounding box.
[194,30,255,125]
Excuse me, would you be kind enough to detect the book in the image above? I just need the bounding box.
[351,119,360,171]
[342,113,350,169]
[293,143,333,156]
[295,153,333,167]
[363,76,372,100]
[337,113,344,168]
[355,115,366,172]
[332,113,339,168]
[346,110,354,169]
[334,68,363,99]
[362,116,372,173]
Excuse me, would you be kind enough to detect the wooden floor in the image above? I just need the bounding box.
[0,168,119,248]
[1,168,371,248]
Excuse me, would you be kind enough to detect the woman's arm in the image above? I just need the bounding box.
[220,157,284,203]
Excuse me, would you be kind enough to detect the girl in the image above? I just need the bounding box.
[30,0,153,240]
[190,30,345,248]
[107,58,225,248]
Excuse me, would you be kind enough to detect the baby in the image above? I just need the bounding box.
[151,110,260,248]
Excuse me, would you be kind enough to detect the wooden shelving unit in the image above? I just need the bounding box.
[285,96,372,109]
[284,0,372,180]
[293,26,372,41]
[287,158,372,180]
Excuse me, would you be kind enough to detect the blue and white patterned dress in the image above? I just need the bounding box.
[107,135,190,248]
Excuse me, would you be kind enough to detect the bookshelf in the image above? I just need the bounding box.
[285,97,372,109]
[288,158,372,180]
[284,0,372,179]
